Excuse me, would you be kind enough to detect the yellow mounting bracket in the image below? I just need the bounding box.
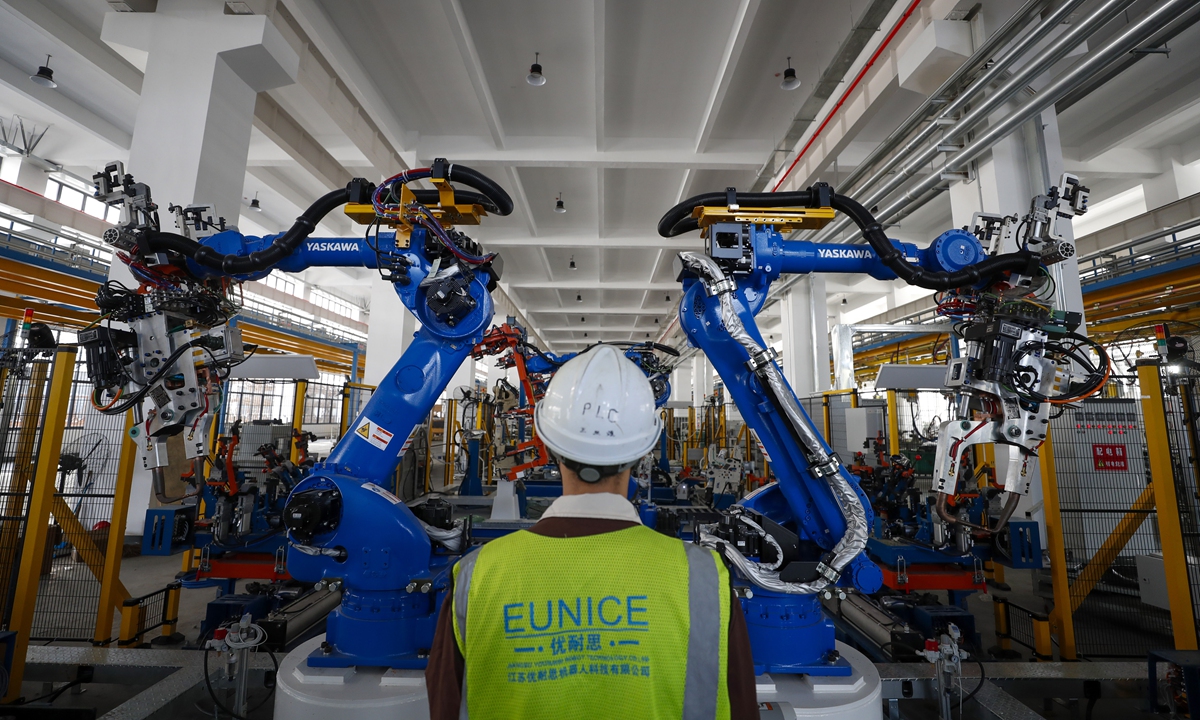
[692,205,836,233]
[343,176,489,242]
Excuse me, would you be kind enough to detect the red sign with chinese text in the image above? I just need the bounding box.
[1092,443,1128,471]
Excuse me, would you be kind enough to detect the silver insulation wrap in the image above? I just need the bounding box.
[679,251,869,594]
[420,518,466,552]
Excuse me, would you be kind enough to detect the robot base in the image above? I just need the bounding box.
[275,635,429,720]
[276,637,879,720]
[757,642,881,720]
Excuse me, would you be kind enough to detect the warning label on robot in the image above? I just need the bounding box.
[362,481,402,504]
[1092,443,1127,471]
[355,417,393,451]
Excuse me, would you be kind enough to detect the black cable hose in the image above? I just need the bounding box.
[407,188,501,214]
[441,164,514,216]
[144,164,512,276]
[658,186,1043,291]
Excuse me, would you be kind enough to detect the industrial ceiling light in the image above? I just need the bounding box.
[654,318,659,324]
[665,294,671,302]
[580,317,585,323]
[526,52,546,86]
[30,55,57,89]
[250,192,262,212]
[554,192,566,214]
[841,298,848,305]
[779,57,800,91]
[569,255,577,270]
[584,332,588,338]
[576,293,582,303]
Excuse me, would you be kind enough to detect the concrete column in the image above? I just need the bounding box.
[1144,147,1200,210]
[780,276,830,397]
[363,278,420,386]
[0,157,47,194]
[692,355,713,405]
[944,109,1084,321]
[102,0,298,228]
[671,364,692,405]
[105,1,298,536]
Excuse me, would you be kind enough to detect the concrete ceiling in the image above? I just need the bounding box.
[0,0,1197,351]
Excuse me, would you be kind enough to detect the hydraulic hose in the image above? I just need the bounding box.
[678,251,868,594]
[661,186,1040,291]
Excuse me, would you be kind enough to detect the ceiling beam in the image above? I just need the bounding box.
[530,307,669,316]
[540,325,655,332]
[0,56,131,150]
[482,234,699,249]
[504,166,538,236]
[694,0,761,153]
[510,280,677,290]
[594,0,606,151]
[275,0,412,162]
[248,165,355,236]
[674,168,694,205]
[416,136,767,169]
[253,93,353,189]
[269,3,410,177]
[597,168,607,238]
[1,0,142,93]
[441,0,505,148]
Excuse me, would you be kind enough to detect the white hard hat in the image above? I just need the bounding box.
[534,344,663,471]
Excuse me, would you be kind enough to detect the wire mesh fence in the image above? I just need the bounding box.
[341,384,375,438]
[1006,600,1038,651]
[29,359,127,642]
[303,381,341,429]
[0,356,52,632]
[1162,372,1200,645]
[222,379,296,474]
[119,581,179,647]
[1048,377,1173,657]
[894,391,954,490]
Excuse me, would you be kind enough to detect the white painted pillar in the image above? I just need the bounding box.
[780,276,830,397]
[364,277,420,386]
[671,364,692,405]
[692,355,713,405]
[1144,145,1200,210]
[0,157,47,194]
[102,0,298,228]
[102,0,298,536]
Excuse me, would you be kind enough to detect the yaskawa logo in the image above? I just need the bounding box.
[817,247,875,259]
[308,241,358,252]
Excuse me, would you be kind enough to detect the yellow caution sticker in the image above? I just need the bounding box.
[354,416,394,451]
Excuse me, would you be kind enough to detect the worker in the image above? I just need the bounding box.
[426,344,756,719]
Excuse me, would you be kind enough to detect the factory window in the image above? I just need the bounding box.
[310,288,360,321]
[260,271,301,298]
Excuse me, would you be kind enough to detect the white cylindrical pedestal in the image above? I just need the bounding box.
[756,641,883,720]
[274,635,430,720]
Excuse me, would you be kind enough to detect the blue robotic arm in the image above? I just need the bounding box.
[659,179,1094,673]
[84,159,514,668]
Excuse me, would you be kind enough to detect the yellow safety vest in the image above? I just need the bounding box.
[452,525,731,720]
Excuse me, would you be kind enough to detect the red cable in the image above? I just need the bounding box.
[772,0,924,192]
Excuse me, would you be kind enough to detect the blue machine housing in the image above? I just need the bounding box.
[184,222,496,668]
[670,222,987,675]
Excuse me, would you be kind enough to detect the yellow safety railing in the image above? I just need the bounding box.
[4,348,76,702]
[118,582,183,647]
